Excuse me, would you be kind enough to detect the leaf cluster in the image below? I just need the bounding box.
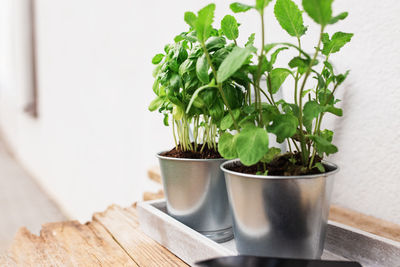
[149,0,353,174]
[149,4,250,152]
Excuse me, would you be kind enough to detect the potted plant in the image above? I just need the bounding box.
[148,5,251,242]
[197,0,351,259]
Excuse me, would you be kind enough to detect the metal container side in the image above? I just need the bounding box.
[157,152,233,242]
[221,159,339,258]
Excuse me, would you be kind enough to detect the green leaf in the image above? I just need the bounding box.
[223,84,243,109]
[261,147,281,163]
[276,100,299,117]
[148,96,164,111]
[268,68,292,94]
[172,105,184,120]
[303,100,324,131]
[179,58,194,76]
[301,89,312,98]
[152,79,160,94]
[236,126,269,166]
[335,70,350,85]
[245,33,256,47]
[186,82,215,113]
[267,114,298,143]
[209,99,224,121]
[314,162,326,172]
[288,56,308,74]
[195,4,216,42]
[317,89,334,105]
[205,36,226,51]
[302,0,332,26]
[184,12,197,28]
[221,15,239,40]
[257,55,270,74]
[217,47,253,83]
[175,33,197,43]
[288,56,318,74]
[152,54,164,64]
[169,73,180,90]
[325,105,342,116]
[221,109,241,130]
[322,32,353,56]
[321,129,333,142]
[192,95,205,109]
[269,47,289,71]
[196,54,210,83]
[163,113,169,126]
[261,103,280,125]
[324,61,333,73]
[218,132,238,159]
[256,0,272,12]
[308,134,338,156]
[304,101,325,119]
[264,43,279,54]
[230,2,253,13]
[329,12,348,24]
[274,0,307,38]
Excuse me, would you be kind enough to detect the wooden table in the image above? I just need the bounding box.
[0,204,187,266]
[1,166,399,266]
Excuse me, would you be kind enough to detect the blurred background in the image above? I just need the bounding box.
[0,0,399,252]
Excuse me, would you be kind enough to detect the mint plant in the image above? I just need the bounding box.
[185,0,351,174]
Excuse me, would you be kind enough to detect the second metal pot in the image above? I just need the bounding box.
[221,159,339,259]
[157,152,233,242]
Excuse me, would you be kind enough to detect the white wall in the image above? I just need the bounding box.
[0,0,399,223]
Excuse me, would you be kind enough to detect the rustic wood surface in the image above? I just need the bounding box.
[146,165,400,242]
[3,165,399,266]
[0,204,187,267]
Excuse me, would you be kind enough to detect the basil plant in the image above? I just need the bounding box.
[149,6,250,153]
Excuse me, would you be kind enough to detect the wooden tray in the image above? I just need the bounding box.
[137,200,400,267]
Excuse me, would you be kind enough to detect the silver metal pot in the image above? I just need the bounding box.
[157,153,233,242]
[221,159,339,259]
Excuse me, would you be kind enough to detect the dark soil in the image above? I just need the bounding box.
[161,143,222,159]
[227,152,324,176]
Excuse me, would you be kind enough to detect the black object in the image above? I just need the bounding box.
[196,256,362,267]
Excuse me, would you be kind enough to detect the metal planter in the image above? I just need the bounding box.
[157,153,233,243]
[221,159,339,259]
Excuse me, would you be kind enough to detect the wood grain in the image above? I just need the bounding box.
[147,166,400,242]
[0,254,16,266]
[93,205,187,267]
[330,205,400,242]
[3,204,186,266]
[143,189,164,201]
[7,222,136,266]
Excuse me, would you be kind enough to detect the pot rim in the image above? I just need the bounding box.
[156,151,226,162]
[220,159,339,180]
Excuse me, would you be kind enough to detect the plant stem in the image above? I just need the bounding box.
[294,37,302,106]
[297,26,325,165]
[252,82,274,105]
[255,12,266,125]
[291,138,300,152]
[266,74,276,106]
[172,119,178,149]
